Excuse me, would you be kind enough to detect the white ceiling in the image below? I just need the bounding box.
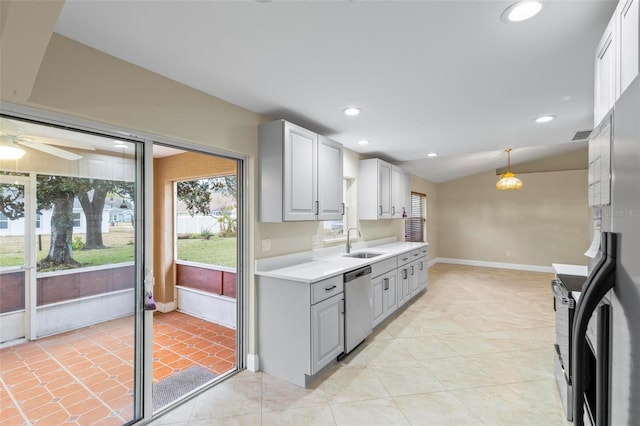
[53,0,616,182]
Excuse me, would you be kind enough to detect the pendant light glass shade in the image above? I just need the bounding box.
[496,148,523,190]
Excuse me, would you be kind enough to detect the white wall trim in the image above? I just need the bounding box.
[156,301,176,313]
[247,354,259,372]
[427,258,439,268]
[433,257,554,273]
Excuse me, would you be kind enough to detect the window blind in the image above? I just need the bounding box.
[405,192,425,242]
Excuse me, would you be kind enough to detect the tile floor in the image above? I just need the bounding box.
[0,311,236,425]
[151,264,572,426]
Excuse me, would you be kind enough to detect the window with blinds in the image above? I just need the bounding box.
[405,192,426,242]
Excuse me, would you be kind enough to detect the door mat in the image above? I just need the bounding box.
[152,365,217,411]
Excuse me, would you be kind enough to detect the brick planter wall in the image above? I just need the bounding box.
[176,263,236,299]
[0,272,25,313]
[36,264,135,305]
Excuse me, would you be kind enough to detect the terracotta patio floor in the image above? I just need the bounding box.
[0,311,236,425]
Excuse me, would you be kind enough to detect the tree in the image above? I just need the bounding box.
[78,180,134,249]
[176,175,236,217]
[36,175,84,267]
[0,183,25,220]
[1,174,136,268]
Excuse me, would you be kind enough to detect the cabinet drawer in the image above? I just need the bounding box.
[371,257,397,278]
[418,246,428,258]
[409,249,422,261]
[397,251,412,267]
[311,275,344,304]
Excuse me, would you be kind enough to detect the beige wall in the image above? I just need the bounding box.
[437,168,591,267]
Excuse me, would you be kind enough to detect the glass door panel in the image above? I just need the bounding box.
[0,115,143,425]
[0,176,29,344]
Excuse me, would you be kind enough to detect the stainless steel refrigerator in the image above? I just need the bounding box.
[573,76,640,425]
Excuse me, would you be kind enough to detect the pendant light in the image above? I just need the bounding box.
[496,148,523,190]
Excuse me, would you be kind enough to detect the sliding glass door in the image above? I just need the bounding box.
[0,115,144,425]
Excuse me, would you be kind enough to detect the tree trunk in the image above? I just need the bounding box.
[79,188,107,249]
[41,194,79,266]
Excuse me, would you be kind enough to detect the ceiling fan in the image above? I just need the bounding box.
[0,118,95,161]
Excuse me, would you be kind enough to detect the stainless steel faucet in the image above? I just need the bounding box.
[346,227,361,253]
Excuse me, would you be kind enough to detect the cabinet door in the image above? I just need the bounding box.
[378,161,392,218]
[284,122,318,221]
[391,166,403,218]
[595,18,616,126]
[417,257,428,292]
[383,272,398,316]
[409,261,419,296]
[402,171,411,218]
[311,293,344,374]
[372,275,385,327]
[317,136,344,220]
[619,0,639,96]
[397,267,410,307]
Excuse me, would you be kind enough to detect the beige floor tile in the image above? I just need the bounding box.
[451,384,552,425]
[356,339,417,365]
[436,333,505,356]
[400,335,459,360]
[189,372,262,419]
[189,413,263,425]
[321,365,390,404]
[262,406,336,426]
[394,391,485,425]
[505,379,572,422]
[330,398,410,426]
[370,360,445,396]
[261,373,328,412]
[422,356,500,390]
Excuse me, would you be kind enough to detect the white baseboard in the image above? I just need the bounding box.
[433,257,554,273]
[156,301,176,313]
[247,353,259,372]
[427,258,438,268]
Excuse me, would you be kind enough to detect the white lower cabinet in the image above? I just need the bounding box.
[311,293,344,374]
[372,270,398,327]
[257,274,343,387]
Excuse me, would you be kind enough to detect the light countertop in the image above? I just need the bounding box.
[552,263,588,277]
[255,241,428,283]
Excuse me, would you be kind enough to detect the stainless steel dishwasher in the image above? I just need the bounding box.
[343,265,373,355]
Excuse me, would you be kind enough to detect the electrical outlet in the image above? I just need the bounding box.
[506,250,511,257]
[262,239,271,251]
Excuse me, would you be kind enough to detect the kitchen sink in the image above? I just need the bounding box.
[343,252,382,259]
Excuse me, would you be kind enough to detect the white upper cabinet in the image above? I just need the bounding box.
[619,0,639,96]
[317,136,344,220]
[358,159,409,220]
[595,17,617,126]
[595,0,639,126]
[259,120,343,222]
[391,166,404,218]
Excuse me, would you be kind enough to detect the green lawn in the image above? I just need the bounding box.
[0,226,236,270]
[177,236,237,268]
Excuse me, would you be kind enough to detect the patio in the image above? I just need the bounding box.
[0,311,236,425]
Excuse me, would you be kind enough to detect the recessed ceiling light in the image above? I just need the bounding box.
[358,140,369,145]
[535,115,556,123]
[343,107,361,116]
[427,152,438,157]
[501,1,542,23]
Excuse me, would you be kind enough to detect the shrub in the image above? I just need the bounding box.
[72,237,85,250]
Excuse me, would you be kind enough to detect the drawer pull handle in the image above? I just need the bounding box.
[413,253,419,257]
[325,285,337,292]
[384,278,389,291]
